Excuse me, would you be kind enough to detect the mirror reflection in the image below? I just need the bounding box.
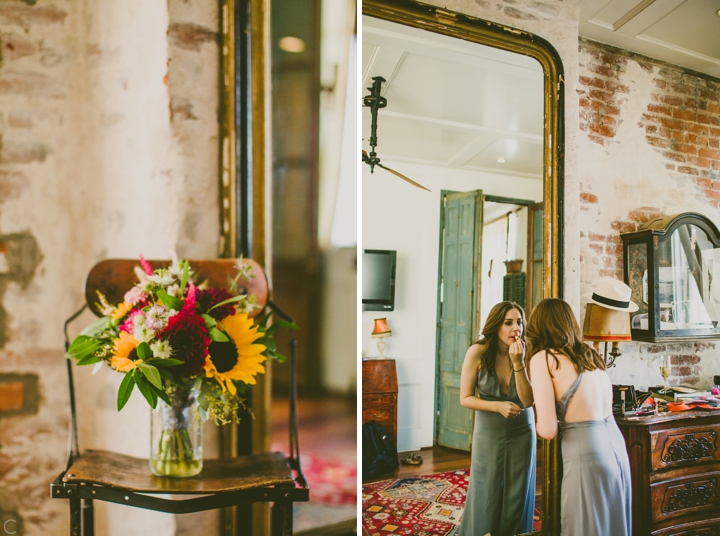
[361,13,545,534]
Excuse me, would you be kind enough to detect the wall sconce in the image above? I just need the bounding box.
[582,303,631,367]
[371,318,392,358]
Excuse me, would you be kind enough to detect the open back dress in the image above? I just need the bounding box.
[458,364,536,536]
[556,372,632,536]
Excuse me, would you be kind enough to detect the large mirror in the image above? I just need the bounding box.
[361,1,563,534]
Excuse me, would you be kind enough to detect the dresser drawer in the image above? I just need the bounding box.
[651,517,720,536]
[650,470,720,523]
[362,393,396,407]
[651,425,720,471]
[362,402,396,425]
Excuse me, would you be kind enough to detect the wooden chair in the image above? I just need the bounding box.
[51,259,308,536]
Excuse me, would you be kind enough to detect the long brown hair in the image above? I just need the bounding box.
[475,301,526,372]
[525,298,605,373]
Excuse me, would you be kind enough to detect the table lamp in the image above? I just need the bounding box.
[371,318,392,358]
[582,303,631,367]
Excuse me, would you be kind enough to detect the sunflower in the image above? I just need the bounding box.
[111,331,141,372]
[111,300,134,321]
[204,313,266,395]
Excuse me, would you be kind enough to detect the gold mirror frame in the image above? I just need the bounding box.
[219,0,272,534]
[362,1,565,534]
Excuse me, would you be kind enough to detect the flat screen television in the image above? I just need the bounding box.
[362,249,397,311]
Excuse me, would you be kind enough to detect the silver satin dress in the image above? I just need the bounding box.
[557,372,632,536]
[458,367,536,536]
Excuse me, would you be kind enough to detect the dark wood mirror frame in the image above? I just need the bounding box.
[362,0,565,533]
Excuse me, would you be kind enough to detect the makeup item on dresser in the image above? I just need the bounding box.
[612,384,638,415]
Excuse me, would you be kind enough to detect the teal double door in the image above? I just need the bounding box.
[435,190,483,451]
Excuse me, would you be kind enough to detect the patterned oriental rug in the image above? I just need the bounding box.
[362,468,541,536]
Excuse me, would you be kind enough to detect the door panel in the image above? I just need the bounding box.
[436,190,482,450]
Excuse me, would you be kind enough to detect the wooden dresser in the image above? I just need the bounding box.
[616,411,720,535]
[362,358,398,452]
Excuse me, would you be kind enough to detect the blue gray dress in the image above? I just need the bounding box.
[557,372,632,536]
[459,366,536,536]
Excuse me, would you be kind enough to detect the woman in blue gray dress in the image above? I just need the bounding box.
[458,301,536,536]
[527,298,631,536]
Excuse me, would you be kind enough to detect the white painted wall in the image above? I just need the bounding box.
[362,160,541,451]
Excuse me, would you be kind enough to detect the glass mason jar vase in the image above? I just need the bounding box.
[150,386,203,477]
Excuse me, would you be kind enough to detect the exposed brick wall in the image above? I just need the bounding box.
[577,46,630,145]
[578,39,720,388]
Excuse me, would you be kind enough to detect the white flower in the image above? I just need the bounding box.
[150,340,173,359]
[235,258,255,281]
[133,312,146,326]
[133,324,155,344]
[237,294,262,314]
[147,270,175,287]
[166,283,182,299]
[95,292,115,316]
[144,305,168,331]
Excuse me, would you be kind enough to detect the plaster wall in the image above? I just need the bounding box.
[0,0,219,534]
[362,160,542,450]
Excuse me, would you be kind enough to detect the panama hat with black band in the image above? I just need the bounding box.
[583,277,639,312]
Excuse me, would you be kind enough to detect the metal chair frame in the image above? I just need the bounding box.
[51,260,308,536]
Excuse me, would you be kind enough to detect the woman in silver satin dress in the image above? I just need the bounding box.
[526,298,631,536]
[458,301,536,536]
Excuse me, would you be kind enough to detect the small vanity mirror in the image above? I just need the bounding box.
[622,212,720,342]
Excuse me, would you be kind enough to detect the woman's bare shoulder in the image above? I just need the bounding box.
[465,341,485,360]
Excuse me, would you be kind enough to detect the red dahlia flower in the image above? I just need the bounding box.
[163,310,210,376]
[197,288,237,320]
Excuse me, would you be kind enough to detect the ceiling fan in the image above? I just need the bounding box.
[362,76,430,192]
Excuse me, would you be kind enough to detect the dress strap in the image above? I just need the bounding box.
[556,372,583,422]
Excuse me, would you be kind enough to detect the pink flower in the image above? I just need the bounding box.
[119,309,144,334]
[138,254,154,276]
[124,285,149,306]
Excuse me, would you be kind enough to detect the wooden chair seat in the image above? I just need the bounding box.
[63,450,294,493]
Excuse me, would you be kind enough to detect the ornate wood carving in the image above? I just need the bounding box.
[662,479,717,514]
[662,432,717,464]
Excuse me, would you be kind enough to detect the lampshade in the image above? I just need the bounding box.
[371,318,392,337]
[582,303,631,342]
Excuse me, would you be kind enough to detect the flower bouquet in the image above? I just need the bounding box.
[65,256,295,477]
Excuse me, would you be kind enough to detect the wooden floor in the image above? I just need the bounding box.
[272,394,357,536]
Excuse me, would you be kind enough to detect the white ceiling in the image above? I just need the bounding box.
[362,1,720,183]
[580,0,720,79]
[361,16,544,180]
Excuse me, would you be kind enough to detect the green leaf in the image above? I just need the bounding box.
[274,352,287,364]
[207,294,246,312]
[79,316,112,337]
[138,363,162,389]
[151,383,171,406]
[193,377,204,391]
[145,358,184,367]
[66,337,101,360]
[201,314,217,328]
[135,374,157,409]
[262,338,276,352]
[157,367,174,381]
[136,342,151,360]
[265,320,300,335]
[255,312,272,328]
[180,260,189,294]
[208,327,229,342]
[117,372,136,411]
[198,391,210,411]
[76,354,102,366]
[157,291,183,311]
